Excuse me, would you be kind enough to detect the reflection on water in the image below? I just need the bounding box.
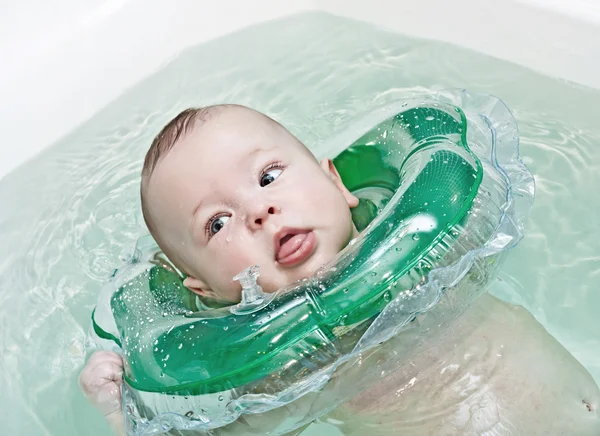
[1,12,599,435]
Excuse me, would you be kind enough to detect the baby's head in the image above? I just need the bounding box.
[141,105,358,302]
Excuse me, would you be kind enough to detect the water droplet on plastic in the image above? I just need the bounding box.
[395,247,402,252]
[343,288,349,293]
[178,343,183,350]
[425,115,435,121]
[412,234,420,241]
[223,326,229,331]
[218,395,224,401]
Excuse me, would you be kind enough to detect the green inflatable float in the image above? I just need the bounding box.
[90,89,535,435]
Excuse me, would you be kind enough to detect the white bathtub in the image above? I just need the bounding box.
[1,0,599,180]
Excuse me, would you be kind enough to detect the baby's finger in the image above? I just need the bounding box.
[94,361,123,384]
[80,361,124,392]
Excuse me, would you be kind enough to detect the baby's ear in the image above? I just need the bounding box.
[320,158,359,208]
[183,276,218,300]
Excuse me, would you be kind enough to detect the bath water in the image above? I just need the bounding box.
[1,12,599,435]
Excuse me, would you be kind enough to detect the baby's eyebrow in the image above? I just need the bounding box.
[192,199,204,217]
[247,146,269,158]
[189,199,208,242]
[191,198,207,229]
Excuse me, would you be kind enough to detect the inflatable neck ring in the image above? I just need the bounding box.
[91,89,535,436]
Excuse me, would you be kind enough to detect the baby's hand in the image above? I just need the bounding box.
[79,351,124,417]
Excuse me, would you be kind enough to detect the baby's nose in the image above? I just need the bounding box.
[247,204,277,230]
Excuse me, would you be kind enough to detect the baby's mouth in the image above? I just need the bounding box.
[275,229,317,267]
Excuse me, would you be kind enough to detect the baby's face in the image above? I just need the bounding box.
[146,107,358,302]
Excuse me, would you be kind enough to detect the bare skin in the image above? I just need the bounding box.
[323,293,600,435]
[80,105,600,435]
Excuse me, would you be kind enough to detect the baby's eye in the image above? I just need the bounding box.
[260,165,283,187]
[207,215,230,238]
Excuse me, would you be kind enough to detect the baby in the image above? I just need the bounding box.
[80,105,600,435]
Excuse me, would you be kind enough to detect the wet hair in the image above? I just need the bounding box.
[142,107,214,182]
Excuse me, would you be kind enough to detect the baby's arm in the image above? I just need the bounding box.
[79,351,126,436]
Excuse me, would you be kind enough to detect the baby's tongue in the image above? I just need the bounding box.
[277,233,309,261]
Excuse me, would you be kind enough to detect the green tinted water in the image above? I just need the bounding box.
[1,12,598,435]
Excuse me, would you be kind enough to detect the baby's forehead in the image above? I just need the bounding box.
[183,109,291,158]
[156,111,289,177]
[193,106,274,141]
[204,105,275,129]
